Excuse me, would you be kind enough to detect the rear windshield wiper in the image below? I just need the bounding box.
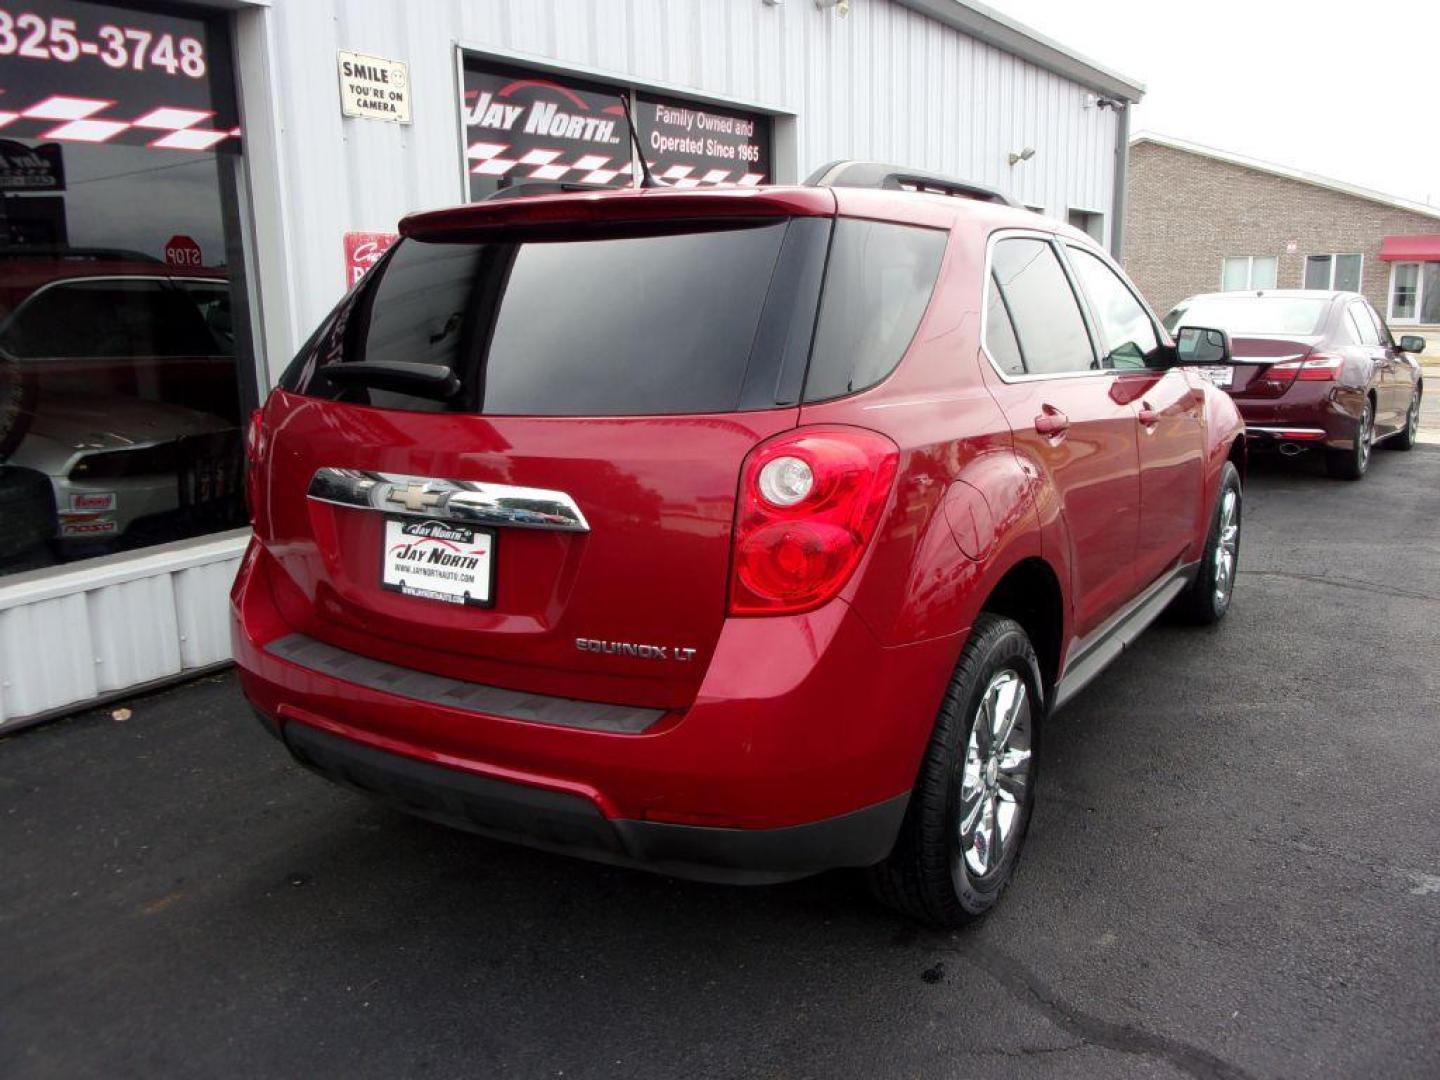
[318,361,460,401]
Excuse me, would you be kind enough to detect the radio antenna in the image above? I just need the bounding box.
[619,94,662,188]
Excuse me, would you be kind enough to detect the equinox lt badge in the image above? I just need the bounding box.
[576,638,697,662]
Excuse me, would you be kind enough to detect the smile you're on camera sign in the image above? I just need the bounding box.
[337,50,411,124]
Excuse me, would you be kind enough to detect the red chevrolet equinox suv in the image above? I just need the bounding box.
[233,162,1245,924]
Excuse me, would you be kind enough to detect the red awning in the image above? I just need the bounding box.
[1379,234,1440,261]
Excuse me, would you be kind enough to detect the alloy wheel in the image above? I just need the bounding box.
[1357,406,1373,471]
[1214,487,1239,608]
[1407,392,1421,440]
[958,670,1033,878]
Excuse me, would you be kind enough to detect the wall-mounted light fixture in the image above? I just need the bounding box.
[1008,147,1036,166]
[815,0,851,14]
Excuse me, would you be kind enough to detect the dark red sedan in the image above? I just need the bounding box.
[1163,290,1425,479]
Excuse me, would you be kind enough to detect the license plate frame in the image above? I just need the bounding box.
[380,516,496,608]
[1194,365,1234,389]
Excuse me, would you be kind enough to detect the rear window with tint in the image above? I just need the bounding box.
[283,221,820,416]
[1163,296,1330,336]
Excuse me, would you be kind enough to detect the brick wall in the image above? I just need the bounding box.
[1123,140,1440,321]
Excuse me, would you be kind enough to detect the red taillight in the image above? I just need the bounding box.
[1294,354,1344,381]
[1251,359,1302,397]
[729,427,899,616]
[1254,354,1341,395]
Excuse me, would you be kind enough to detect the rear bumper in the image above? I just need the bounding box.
[275,719,907,884]
[232,539,958,881]
[1236,384,1368,450]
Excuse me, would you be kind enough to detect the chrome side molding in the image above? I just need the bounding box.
[307,468,590,532]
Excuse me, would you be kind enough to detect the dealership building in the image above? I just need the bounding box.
[0,0,1142,730]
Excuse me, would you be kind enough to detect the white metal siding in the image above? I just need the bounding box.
[247,0,1122,378]
[0,535,245,730]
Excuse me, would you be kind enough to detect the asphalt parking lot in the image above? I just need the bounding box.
[4,443,1438,1080]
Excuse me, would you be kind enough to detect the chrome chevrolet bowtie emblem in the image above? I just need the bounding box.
[385,483,444,513]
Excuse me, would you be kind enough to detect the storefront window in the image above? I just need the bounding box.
[1388,261,1440,325]
[459,58,772,201]
[0,1,252,578]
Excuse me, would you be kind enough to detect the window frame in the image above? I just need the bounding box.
[1386,260,1434,325]
[1303,252,1364,292]
[979,228,1108,384]
[1219,255,1277,291]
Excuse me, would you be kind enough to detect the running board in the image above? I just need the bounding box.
[1053,564,1197,712]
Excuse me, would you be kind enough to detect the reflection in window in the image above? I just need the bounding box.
[990,238,1095,376]
[984,274,1026,376]
[0,143,249,578]
[1068,248,1159,370]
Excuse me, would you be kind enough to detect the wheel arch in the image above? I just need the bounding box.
[975,555,1065,708]
[1226,433,1246,482]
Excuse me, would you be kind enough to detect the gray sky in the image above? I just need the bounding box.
[997,0,1440,206]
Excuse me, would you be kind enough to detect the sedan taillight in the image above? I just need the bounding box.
[1292,354,1345,381]
[729,427,899,616]
[1250,353,1343,396]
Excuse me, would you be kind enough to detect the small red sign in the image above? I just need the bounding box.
[344,231,398,287]
[164,234,203,268]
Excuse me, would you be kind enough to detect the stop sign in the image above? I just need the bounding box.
[164,235,203,268]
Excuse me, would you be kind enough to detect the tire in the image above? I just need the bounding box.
[867,613,1042,926]
[0,352,37,461]
[1391,386,1421,451]
[1325,400,1372,480]
[0,466,56,563]
[1173,460,1241,626]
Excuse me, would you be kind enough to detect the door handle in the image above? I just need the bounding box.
[1138,401,1160,428]
[1034,408,1069,436]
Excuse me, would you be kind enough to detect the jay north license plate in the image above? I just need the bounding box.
[382,518,494,607]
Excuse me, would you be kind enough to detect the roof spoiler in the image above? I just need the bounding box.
[805,160,1020,208]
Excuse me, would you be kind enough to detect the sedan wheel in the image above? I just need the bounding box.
[1326,401,1373,480]
[1393,388,1422,451]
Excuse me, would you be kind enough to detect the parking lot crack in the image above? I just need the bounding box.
[956,940,1258,1080]
[1238,569,1440,604]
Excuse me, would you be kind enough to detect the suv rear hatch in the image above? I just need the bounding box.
[253,190,836,710]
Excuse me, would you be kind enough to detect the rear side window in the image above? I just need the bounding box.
[984,275,1025,376]
[284,220,824,416]
[989,238,1096,375]
[1351,302,1384,345]
[802,219,947,402]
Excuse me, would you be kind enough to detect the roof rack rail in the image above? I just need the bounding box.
[483,180,614,202]
[805,160,1020,208]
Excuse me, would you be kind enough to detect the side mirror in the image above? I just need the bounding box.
[1174,325,1233,365]
[1398,334,1426,355]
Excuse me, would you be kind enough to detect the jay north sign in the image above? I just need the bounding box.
[460,58,770,200]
